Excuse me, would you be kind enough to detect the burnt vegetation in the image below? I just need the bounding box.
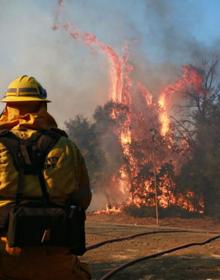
[65,56,220,219]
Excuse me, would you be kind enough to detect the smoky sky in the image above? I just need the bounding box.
[0,0,219,126]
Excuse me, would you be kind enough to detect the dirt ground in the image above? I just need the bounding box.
[82,213,220,280]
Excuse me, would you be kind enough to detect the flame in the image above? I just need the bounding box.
[158,95,170,136]
[63,23,124,102]
[137,82,153,106]
[94,204,122,214]
[53,3,124,103]
[158,65,204,136]
[120,130,131,145]
[54,1,136,104]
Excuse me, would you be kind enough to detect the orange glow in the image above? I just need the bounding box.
[120,130,131,145]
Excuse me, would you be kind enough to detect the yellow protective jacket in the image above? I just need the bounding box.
[0,105,92,280]
[0,105,92,209]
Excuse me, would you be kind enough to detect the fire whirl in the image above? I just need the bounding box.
[53,1,205,214]
[53,2,124,103]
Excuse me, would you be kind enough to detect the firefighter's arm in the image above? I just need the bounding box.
[70,142,92,210]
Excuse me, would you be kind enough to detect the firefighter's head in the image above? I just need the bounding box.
[1,75,50,114]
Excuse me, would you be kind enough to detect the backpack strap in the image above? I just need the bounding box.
[0,128,68,204]
[0,130,25,203]
[35,128,68,158]
[0,130,23,171]
[30,128,68,204]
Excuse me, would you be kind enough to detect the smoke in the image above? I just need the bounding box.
[143,0,203,62]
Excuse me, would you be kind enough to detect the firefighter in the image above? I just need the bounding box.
[0,75,92,280]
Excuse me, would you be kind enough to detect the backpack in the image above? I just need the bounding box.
[0,128,86,255]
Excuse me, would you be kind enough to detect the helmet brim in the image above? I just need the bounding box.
[0,96,51,103]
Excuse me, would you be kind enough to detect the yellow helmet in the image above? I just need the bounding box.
[1,75,50,102]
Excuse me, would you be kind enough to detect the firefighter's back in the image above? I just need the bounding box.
[0,75,92,280]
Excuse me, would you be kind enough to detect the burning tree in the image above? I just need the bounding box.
[66,63,206,215]
[58,0,220,217]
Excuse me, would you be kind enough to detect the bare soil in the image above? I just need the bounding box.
[81,213,220,280]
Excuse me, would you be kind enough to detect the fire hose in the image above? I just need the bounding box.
[99,234,220,280]
[86,228,220,251]
[86,229,189,251]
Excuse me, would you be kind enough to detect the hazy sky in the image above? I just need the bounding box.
[0,0,220,126]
